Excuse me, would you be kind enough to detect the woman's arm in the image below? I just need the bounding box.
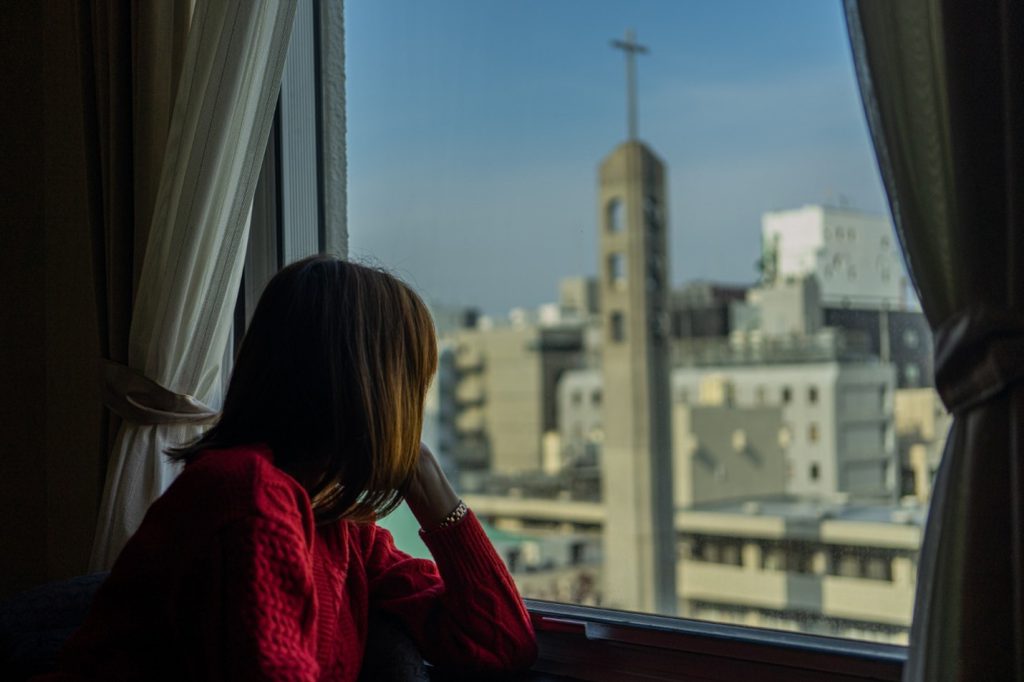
[364,445,537,673]
[403,443,462,531]
[202,488,320,680]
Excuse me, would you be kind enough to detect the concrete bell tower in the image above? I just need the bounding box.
[599,30,676,615]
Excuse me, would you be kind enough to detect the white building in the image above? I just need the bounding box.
[560,360,897,502]
[672,363,897,500]
[557,369,604,468]
[761,205,908,309]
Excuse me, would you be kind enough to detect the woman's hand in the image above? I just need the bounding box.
[404,443,462,532]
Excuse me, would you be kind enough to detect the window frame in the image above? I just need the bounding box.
[527,600,904,681]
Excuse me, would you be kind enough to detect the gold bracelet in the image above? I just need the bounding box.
[437,500,468,529]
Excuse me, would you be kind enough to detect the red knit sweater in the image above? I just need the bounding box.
[47,445,537,680]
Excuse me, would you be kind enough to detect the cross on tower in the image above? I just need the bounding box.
[611,29,648,141]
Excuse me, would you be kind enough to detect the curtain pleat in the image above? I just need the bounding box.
[89,0,298,570]
[77,0,191,482]
[844,1,1024,679]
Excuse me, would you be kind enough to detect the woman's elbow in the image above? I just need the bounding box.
[504,636,539,671]
[492,620,538,671]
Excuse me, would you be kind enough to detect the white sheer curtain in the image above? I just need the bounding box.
[90,0,298,570]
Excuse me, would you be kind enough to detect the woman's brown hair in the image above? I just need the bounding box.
[170,255,438,524]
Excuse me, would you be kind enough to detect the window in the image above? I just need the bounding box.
[644,194,661,232]
[610,311,625,342]
[347,0,945,659]
[607,198,625,232]
[608,252,627,287]
[647,257,664,293]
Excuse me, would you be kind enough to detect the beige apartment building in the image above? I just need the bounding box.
[894,387,951,502]
[560,357,898,502]
[465,493,921,644]
[676,501,920,643]
[449,322,584,478]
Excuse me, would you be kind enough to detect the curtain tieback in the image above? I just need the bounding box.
[102,360,219,426]
[934,307,1024,414]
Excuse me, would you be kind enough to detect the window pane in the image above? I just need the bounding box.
[346,0,945,646]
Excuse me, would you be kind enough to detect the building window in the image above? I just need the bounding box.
[808,423,819,443]
[864,556,892,581]
[608,252,626,287]
[610,311,625,342]
[606,198,625,232]
[810,463,820,480]
[902,328,920,348]
[755,386,767,404]
[644,194,660,232]
[781,386,792,404]
[808,386,818,404]
[591,389,602,406]
[646,259,664,293]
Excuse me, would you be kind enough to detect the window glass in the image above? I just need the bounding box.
[347,0,947,646]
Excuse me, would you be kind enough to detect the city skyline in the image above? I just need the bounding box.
[346,1,891,315]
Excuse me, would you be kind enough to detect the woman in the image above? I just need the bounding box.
[48,256,537,680]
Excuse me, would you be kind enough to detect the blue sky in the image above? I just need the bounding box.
[345,1,889,315]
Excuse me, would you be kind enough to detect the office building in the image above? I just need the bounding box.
[761,205,908,310]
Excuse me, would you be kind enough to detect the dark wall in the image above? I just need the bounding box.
[0,1,48,598]
[0,2,104,597]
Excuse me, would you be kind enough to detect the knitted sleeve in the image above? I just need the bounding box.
[364,510,537,673]
[203,513,320,681]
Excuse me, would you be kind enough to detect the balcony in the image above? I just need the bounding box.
[454,376,485,405]
[677,560,914,628]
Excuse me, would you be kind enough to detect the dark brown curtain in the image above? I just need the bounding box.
[845,1,1024,679]
[76,0,189,478]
